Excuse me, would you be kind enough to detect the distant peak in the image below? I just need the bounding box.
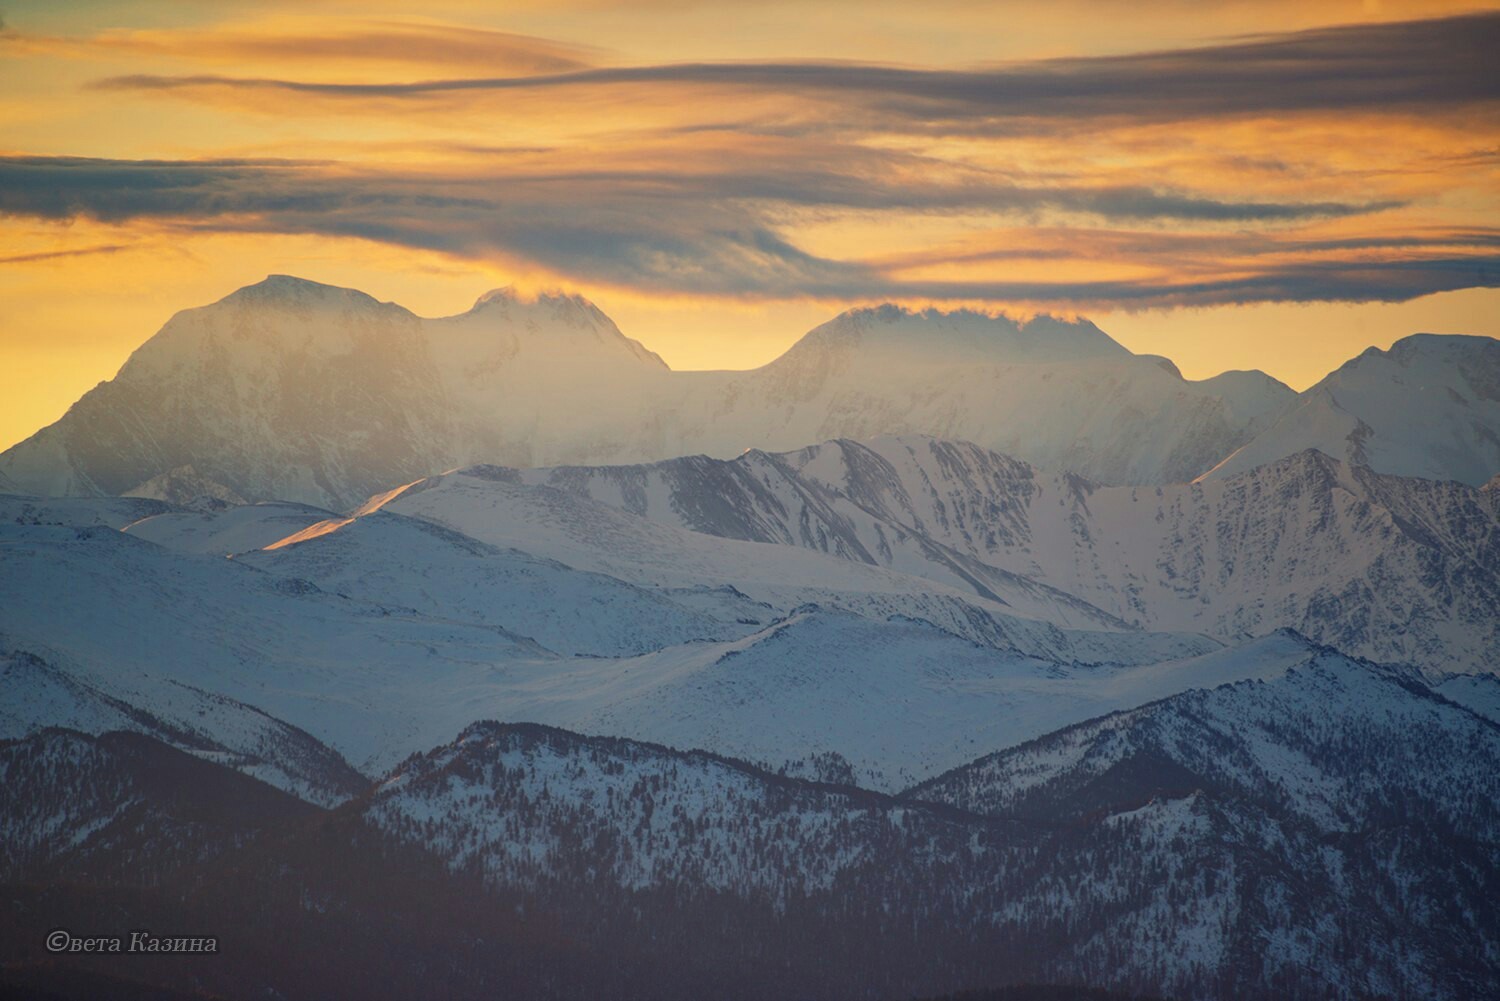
[1138,354,1183,379]
[1386,331,1500,360]
[466,285,602,316]
[472,286,518,308]
[221,274,386,310]
[1343,332,1500,368]
[787,304,1126,365]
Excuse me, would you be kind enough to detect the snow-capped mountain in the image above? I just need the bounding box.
[381,436,1499,675]
[0,650,365,807]
[337,460,1219,663]
[0,276,1299,507]
[359,653,1498,1000]
[384,452,1134,630]
[5,277,1495,514]
[1201,333,1500,485]
[0,517,557,776]
[7,646,1496,1001]
[669,305,1296,485]
[2,454,1495,999]
[1,275,1494,999]
[903,651,1500,999]
[0,482,1263,794]
[777,437,1500,675]
[0,277,672,509]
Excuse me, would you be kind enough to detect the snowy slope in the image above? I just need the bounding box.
[430,613,1313,790]
[0,277,1296,506]
[0,651,364,806]
[905,652,1500,998]
[1201,333,1500,485]
[347,463,1216,666]
[670,305,1294,485]
[1,486,1246,794]
[1437,672,1500,724]
[908,650,1494,831]
[406,436,1497,675]
[123,500,336,556]
[0,493,176,529]
[0,521,557,775]
[364,654,1500,1001]
[510,447,1127,628]
[236,510,744,657]
[779,438,1499,675]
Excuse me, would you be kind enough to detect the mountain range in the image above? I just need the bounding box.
[3,275,1498,1000]
[5,647,1496,1000]
[7,274,1491,509]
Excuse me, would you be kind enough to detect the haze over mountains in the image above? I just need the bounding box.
[4,276,1494,510]
[3,275,1498,1000]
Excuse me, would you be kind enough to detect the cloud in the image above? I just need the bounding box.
[870,227,1500,271]
[12,19,601,75]
[92,12,1500,127]
[0,154,1489,308]
[876,256,1500,309]
[0,243,133,265]
[0,150,1395,226]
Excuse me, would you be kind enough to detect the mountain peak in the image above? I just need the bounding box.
[466,285,605,317]
[1138,354,1183,378]
[445,285,667,372]
[472,286,518,308]
[1199,332,1500,486]
[784,304,1128,368]
[221,274,392,312]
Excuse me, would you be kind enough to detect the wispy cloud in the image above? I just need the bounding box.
[0,243,133,265]
[1,11,1494,311]
[91,12,1500,128]
[0,154,1488,307]
[10,19,603,76]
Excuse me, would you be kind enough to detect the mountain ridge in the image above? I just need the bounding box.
[1201,332,1500,485]
[366,434,1499,675]
[0,275,1314,506]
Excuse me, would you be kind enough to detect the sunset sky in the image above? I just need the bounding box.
[2,0,1497,451]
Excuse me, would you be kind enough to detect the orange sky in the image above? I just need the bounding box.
[2,0,1498,450]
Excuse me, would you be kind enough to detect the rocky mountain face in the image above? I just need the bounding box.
[396,436,1500,675]
[0,277,1301,508]
[1201,333,1500,485]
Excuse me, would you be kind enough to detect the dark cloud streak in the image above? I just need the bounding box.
[0,154,1490,309]
[0,243,132,265]
[93,12,1500,126]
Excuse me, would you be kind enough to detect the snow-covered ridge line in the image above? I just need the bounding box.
[1200,332,1500,486]
[346,434,1498,675]
[0,274,1312,508]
